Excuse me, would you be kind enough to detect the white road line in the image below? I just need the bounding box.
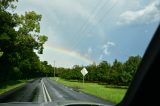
[43,81,52,102]
[41,80,47,102]
[41,79,52,102]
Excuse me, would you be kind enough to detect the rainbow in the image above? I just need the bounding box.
[44,45,94,64]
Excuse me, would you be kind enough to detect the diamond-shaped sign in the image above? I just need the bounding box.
[81,68,88,76]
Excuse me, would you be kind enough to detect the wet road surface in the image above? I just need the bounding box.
[0,78,113,105]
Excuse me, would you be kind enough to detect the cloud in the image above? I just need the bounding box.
[102,45,110,55]
[15,0,155,67]
[107,41,115,46]
[84,47,92,60]
[16,0,98,32]
[87,47,92,54]
[99,54,103,60]
[102,41,115,56]
[35,0,97,25]
[117,0,160,25]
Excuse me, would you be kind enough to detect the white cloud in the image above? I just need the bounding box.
[15,0,156,67]
[84,47,92,59]
[102,41,115,56]
[107,42,115,46]
[87,47,92,54]
[102,45,110,55]
[118,0,160,25]
[42,0,97,25]
[16,0,98,26]
[99,54,103,60]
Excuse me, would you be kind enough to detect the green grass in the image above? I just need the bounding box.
[0,80,29,94]
[51,77,127,104]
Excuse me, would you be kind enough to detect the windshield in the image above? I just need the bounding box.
[0,0,159,105]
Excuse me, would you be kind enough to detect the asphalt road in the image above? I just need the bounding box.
[0,78,114,105]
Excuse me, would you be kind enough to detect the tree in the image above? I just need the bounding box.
[122,55,142,85]
[96,61,111,82]
[110,59,123,85]
[86,63,97,81]
[0,0,48,81]
[13,11,48,53]
[55,56,141,86]
[0,0,18,10]
[0,0,18,81]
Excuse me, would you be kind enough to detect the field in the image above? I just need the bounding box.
[51,77,127,104]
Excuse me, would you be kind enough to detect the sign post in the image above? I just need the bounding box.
[81,68,88,85]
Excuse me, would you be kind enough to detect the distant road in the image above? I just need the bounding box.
[0,78,113,105]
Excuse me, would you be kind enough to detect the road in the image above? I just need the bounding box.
[0,78,113,105]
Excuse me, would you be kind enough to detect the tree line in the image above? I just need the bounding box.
[0,0,48,81]
[55,56,141,86]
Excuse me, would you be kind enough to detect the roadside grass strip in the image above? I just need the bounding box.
[0,80,29,94]
[51,77,127,104]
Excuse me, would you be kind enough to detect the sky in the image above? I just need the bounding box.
[14,0,160,68]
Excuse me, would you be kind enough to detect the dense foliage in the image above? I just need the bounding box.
[0,0,48,81]
[56,56,141,86]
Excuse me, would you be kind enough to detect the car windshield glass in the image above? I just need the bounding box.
[0,0,159,105]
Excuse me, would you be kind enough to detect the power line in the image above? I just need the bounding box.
[73,0,118,49]
[71,0,105,49]
[93,0,118,28]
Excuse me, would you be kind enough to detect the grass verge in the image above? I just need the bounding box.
[51,77,127,104]
[0,80,30,94]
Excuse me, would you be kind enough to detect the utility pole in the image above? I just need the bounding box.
[54,61,55,77]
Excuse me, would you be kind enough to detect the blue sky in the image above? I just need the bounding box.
[14,0,160,67]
